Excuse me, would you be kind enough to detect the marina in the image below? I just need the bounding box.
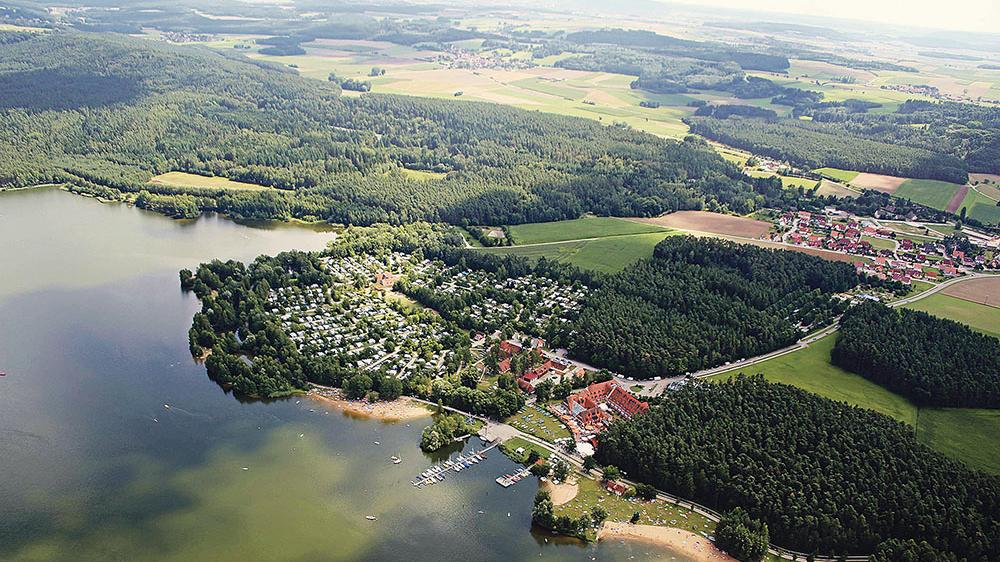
[495,467,533,488]
[411,443,498,488]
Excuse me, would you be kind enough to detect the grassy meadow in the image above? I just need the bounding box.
[148,172,271,191]
[895,179,963,211]
[904,293,1000,338]
[814,167,860,183]
[483,231,676,273]
[507,216,667,245]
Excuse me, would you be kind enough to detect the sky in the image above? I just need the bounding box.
[670,0,1000,34]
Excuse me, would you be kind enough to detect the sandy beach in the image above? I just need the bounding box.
[599,522,738,562]
[309,387,431,421]
[541,478,579,505]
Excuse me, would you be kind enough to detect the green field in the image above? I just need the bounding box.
[959,187,1000,225]
[709,334,918,425]
[507,216,667,245]
[895,179,963,211]
[506,404,572,442]
[148,171,271,191]
[745,170,817,190]
[483,231,676,273]
[904,293,1000,338]
[862,235,896,250]
[814,167,859,183]
[499,436,552,464]
[917,408,1000,474]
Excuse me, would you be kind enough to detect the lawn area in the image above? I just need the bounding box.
[556,477,715,534]
[499,436,551,464]
[708,334,918,425]
[900,280,935,300]
[895,179,963,211]
[506,404,572,442]
[916,408,1000,475]
[904,293,1000,338]
[482,231,676,273]
[507,216,667,245]
[814,167,859,183]
[862,235,896,250]
[148,171,271,191]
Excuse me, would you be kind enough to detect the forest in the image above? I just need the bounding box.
[0,30,801,226]
[832,302,1000,408]
[687,116,970,184]
[567,237,875,378]
[595,376,1000,560]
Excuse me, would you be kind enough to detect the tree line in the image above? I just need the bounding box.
[567,236,882,378]
[832,302,1000,408]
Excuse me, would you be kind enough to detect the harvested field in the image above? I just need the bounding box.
[631,211,771,238]
[970,173,1000,185]
[942,277,1000,309]
[852,172,905,193]
[946,184,971,213]
[816,179,859,198]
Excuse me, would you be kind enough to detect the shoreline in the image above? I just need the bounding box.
[599,522,738,562]
[308,387,431,422]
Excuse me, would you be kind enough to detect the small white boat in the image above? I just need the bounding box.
[390,456,401,464]
[365,515,377,521]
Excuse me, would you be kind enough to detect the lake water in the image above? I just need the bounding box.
[0,189,690,561]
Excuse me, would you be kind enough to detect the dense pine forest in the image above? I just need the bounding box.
[832,302,1000,408]
[0,30,798,225]
[596,376,1000,560]
[568,236,876,378]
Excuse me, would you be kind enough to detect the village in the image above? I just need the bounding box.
[772,209,999,285]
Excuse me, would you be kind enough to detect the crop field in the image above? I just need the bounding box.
[148,172,271,191]
[959,186,1000,224]
[940,276,1000,308]
[905,292,1000,338]
[814,167,859,183]
[816,179,859,198]
[507,216,667,245]
[709,334,918,425]
[745,170,817,190]
[895,179,963,210]
[916,408,1000,475]
[852,172,907,193]
[629,211,772,238]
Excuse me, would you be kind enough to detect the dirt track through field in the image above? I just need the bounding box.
[852,173,905,193]
[631,211,771,238]
[942,277,1000,309]
[946,184,970,213]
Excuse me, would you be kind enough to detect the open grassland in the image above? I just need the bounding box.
[960,187,1000,224]
[506,404,572,442]
[862,235,896,250]
[895,179,963,211]
[709,334,918,425]
[398,168,447,181]
[556,477,715,532]
[814,167,859,183]
[629,211,771,238]
[507,216,667,245]
[745,170,817,190]
[148,172,271,191]
[711,334,1000,473]
[916,408,1000,475]
[482,231,677,273]
[905,292,1000,338]
[816,179,859,198]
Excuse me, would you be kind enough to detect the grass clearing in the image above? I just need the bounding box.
[895,179,963,211]
[556,477,715,534]
[482,231,676,273]
[862,235,896,250]
[399,168,447,181]
[506,404,572,442]
[499,436,551,464]
[814,167,859,183]
[904,292,1000,338]
[916,408,1000,475]
[507,216,667,245]
[709,334,918,425]
[148,172,271,191]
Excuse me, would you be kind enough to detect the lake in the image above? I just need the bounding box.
[0,188,690,561]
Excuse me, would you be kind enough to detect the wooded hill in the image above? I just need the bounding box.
[596,376,1000,560]
[567,236,885,378]
[832,302,1000,408]
[0,30,795,225]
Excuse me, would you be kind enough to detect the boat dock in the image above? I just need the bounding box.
[411,442,499,488]
[495,467,532,488]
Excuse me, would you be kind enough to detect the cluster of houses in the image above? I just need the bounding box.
[775,210,991,285]
[406,265,586,333]
[437,47,534,71]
